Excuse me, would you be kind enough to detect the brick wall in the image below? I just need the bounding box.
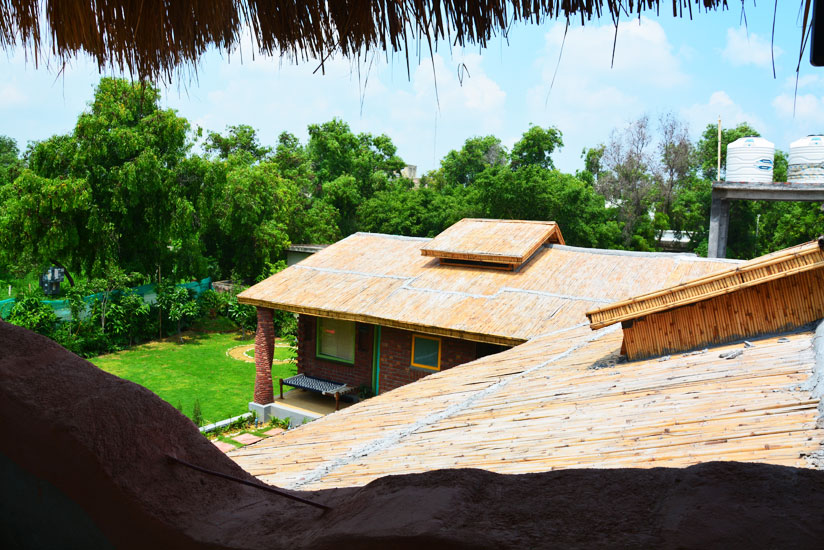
[377,327,477,393]
[297,315,374,389]
[296,314,481,395]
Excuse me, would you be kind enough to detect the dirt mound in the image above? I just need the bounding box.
[1,320,823,549]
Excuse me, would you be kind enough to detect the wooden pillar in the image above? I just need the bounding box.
[708,193,730,258]
[253,307,275,404]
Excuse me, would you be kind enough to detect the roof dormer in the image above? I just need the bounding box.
[420,218,565,270]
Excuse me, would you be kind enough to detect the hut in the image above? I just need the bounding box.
[230,233,824,489]
[238,217,736,419]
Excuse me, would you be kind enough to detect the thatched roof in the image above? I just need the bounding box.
[1,0,730,81]
[230,324,824,489]
[587,239,824,330]
[238,229,734,346]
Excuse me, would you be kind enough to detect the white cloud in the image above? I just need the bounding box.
[772,93,824,125]
[722,27,782,68]
[156,47,508,170]
[780,74,823,91]
[523,17,686,171]
[682,91,768,137]
[0,83,27,108]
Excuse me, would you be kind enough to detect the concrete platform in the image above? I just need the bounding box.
[278,387,355,415]
[249,388,355,426]
[709,180,824,258]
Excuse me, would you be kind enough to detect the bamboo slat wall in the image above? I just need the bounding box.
[587,240,824,329]
[238,232,735,345]
[420,218,564,265]
[229,326,823,490]
[621,268,824,359]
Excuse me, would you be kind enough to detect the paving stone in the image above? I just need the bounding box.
[264,428,285,437]
[212,440,236,453]
[233,433,263,445]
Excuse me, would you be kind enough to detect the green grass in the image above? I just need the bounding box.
[92,330,297,425]
[246,346,296,361]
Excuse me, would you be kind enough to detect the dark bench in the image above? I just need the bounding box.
[279,373,353,411]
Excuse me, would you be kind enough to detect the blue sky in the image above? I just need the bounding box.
[1,4,822,174]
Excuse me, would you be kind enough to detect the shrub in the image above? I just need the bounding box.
[192,398,204,427]
[198,289,227,319]
[157,283,200,343]
[226,291,257,337]
[7,294,58,336]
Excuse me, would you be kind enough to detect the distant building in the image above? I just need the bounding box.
[286,244,329,266]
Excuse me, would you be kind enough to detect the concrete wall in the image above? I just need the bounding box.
[296,314,484,394]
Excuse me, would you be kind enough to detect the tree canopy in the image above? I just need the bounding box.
[1,77,817,296]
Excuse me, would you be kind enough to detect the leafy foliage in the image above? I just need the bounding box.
[157,284,200,343]
[7,294,58,336]
[2,76,821,365]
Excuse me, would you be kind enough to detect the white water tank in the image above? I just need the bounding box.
[725,136,775,183]
[788,135,824,183]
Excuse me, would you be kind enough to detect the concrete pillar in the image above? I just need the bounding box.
[708,193,730,258]
[253,307,275,404]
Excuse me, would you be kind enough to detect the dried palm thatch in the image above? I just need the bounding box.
[0,0,731,81]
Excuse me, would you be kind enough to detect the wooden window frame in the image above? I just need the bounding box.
[411,334,442,371]
[315,317,356,365]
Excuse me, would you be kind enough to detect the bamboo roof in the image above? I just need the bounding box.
[586,239,824,330]
[0,1,733,81]
[420,218,564,267]
[238,231,735,346]
[230,325,824,489]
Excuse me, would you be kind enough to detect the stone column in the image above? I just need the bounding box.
[253,307,275,404]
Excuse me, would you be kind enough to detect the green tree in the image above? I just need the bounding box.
[226,291,257,338]
[0,78,199,281]
[436,135,507,187]
[307,119,405,236]
[157,284,199,343]
[510,125,563,170]
[692,122,764,258]
[0,171,90,282]
[208,160,295,279]
[358,181,477,238]
[107,291,151,346]
[695,122,761,181]
[205,124,272,162]
[0,135,23,187]
[474,165,621,248]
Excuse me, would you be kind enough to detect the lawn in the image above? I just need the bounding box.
[245,346,296,361]
[92,329,297,425]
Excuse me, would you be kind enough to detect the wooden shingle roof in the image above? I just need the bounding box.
[420,218,564,268]
[586,239,824,330]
